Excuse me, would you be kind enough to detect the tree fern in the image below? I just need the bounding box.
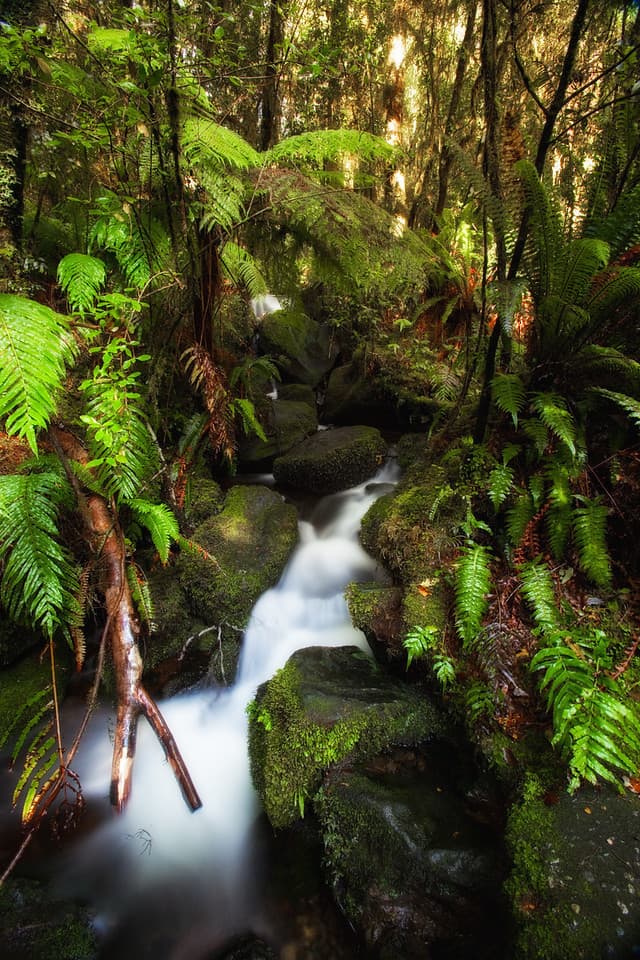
[518,558,558,633]
[572,498,612,590]
[491,373,526,428]
[57,253,107,313]
[90,193,171,291]
[0,472,80,639]
[454,542,492,648]
[199,171,248,234]
[532,630,640,791]
[0,294,76,453]
[127,498,179,564]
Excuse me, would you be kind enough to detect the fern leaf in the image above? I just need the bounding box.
[263,129,396,168]
[518,558,558,632]
[514,159,563,300]
[220,241,268,298]
[521,418,549,458]
[57,253,106,313]
[199,172,247,234]
[531,392,576,456]
[231,397,268,442]
[586,266,640,332]
[126,562,156,630]
[572,499,612,590]
[488,463,514,510]
[506,489,534,546]
[182,117,260,171]
[128,498,179,564]
[491,373,526,428]
[0,295,76,453]
[454,543,492,648]
[546,463,572,558]
[0,472,80,638]
[555,238,609,306]
[592,388,640,431]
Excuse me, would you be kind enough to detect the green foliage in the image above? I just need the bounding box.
[0,295,76,453]
[90,192,171,291]
[572,499,612,590]
[530,393,576,457]
[464,680,495,724]
[125,562,155,631]
[57,254,107,313]
[532,628,640,791]
[491,373,526,428]
[79,338,157,501]
[403,624,439,667]
[230,397,268,442]
[263,129,396,170]
[220,241,268,298]
[0,472,80,639]
[0,684,58,823]
[592,388,640,431]
[128,499,179,564]
[182,117,261,171]
[518,558,558,633]
[454,542,492,648]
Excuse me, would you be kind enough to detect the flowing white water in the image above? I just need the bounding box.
[57,461,399,955]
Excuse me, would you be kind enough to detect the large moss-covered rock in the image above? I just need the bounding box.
[316,747,505,958]
[273,426,386,494]
[248,645,444,829]
[175,485,298,683]
[183,476,224,529]
[0,877,96,960]
[505,776,640,959]
[258,309,337,387]
[0,650,70,743]
[238,397,318,466]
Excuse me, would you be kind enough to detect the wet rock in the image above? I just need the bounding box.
[148,485,298,686]
[238,397,318,467]
[0,876,96,960]
[248,645,444,829]
[273,425,387,494]
[506,777,640,959]
[323,363,443,430]
[258,309,337,388]
[183,476,225,529]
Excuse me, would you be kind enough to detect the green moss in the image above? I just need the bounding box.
[273,425,386,493]
[248,652,442,829]
[0,877,96,960]
[0,648,70,742]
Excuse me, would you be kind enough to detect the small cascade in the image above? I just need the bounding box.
[57,460,400,957]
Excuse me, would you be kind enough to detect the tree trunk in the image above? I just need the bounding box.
[260,0,285,151]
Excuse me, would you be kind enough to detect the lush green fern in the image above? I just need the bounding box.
[505,488,535,546]
[491,373,526,428]
[90,192,171,291]
[403,624,438,667]
[532,629,640,791]
[592,388,640,431]
[220,241,268,298]
[0,684,59,823]
[518,558,558,633]
[127,498,180,564]
[263,129,396,169]
[0,472,80,639]
[57,253,107,313]
[545,462,573,558]
[0,294,76,453]
[572,498,612,590]
[454,542,492,648]
[182,117,261,171]
[126,562,156,632]
[199,171,248,234]
[530,392,576,456]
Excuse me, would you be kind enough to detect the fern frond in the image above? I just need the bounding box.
[231,397,268,442]
[555,238,609,306]
[572,499,612,590]
[127,498,179,564]
[586,266,640,332]
[591,388,640,430]
[514,159,563,300]
[182,344,235,460]
[545,462,572,558]
[506,489,535,546]
[518,558,558,632]
[220,241,268,298]
[454,543,492,648]
[487,462,514,510]
[182,117,260,171]
[575,346,640,395]
[57,253,107,313]
[531,392,576,456]
[126,562,155,630]
[263,129,396,168]
[90,193,171,291]
[584,182,640,259]
[488,279,526,337]
[0,472,80,638]
[491,373,526,428]
[199,171,247,234]
[0,295,76,453]
[521,418,549,458]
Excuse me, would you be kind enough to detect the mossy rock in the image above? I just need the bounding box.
[0,649,70,746]
[183,476,224,529]
[273,425,387,494]
[258,309,337,387]
[237,397,318,466]
[176,485,298,683]
[248,645,444,829]
[316,747,505,957]
[323,363,391,427]
[0,876,96,960]
[0,616,41,668]
[505,776,640,959]
[344,582,405,660]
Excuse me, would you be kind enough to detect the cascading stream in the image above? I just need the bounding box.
[56,460,399,957]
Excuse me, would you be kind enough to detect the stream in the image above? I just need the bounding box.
[52,461,401,958]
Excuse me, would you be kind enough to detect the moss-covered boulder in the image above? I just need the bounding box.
[506,776,640,959]
[0,877,96,960]
[258,309,337,387]
[175,484,298,683]
[0,650,70,742]
[182,476,224,529]
[344,582,405,662]
[248,645,444,829]
[238,397,318,466]
[316,747,505,958]
[273,426,386,494]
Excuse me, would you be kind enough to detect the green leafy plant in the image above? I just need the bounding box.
[454,542,492,648]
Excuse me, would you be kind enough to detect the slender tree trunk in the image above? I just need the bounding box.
[260,0,285,151]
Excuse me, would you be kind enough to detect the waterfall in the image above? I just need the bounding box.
[56,461,399,957]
